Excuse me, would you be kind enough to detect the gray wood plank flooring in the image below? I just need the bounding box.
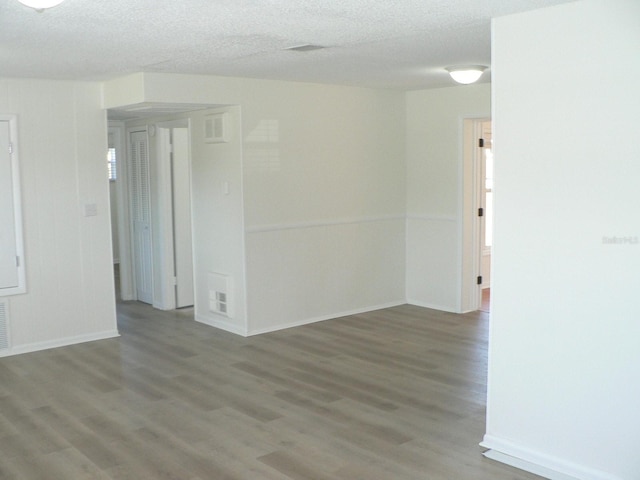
[0,301,543,479]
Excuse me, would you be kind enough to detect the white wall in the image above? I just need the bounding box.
[241,80,406,333]
[405,84,491,312]
[190,107,248,334]
[485,2,640,479]
[104,73,406,335]
[0,78,118,356]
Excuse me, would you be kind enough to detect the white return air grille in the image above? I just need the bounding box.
[204,113,229,143]
[0,300,10,350]
[208,273,233,318]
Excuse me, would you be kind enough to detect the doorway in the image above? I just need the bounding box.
[128,128,154,305]
[113,120,195,310]
[477,120,493,312]
[461,116,492,313]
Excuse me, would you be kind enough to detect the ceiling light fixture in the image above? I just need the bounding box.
[18,0,65,11]
[446,65,487,85]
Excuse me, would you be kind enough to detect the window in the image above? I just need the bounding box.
[107,147,117,180]
[0,115,26,296]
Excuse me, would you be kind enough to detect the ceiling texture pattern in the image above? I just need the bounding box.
[2,0,575,90]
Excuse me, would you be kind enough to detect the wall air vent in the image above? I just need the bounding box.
[204,112,229,143]
[208,273,233,318]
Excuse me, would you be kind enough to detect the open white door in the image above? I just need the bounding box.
[171,127,194,308]
[129,129,154,304]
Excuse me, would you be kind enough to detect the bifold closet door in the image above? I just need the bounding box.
[129,130,153,304]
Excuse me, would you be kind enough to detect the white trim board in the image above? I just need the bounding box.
[406,213,457,222]
[246,214,404,234]
[406,298,458,314]
[246,300,405,336]
[0,330,120,358]
[483,450,579,480]
[195,313,248,337]
[481,436,624,480]
[197,301,406,337]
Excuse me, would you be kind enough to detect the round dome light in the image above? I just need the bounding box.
[446,65,488,85]
[18,0,65,11]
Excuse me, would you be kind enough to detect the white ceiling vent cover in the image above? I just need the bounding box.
[0,300,10,351]
[208,272,233,318]
[204,112,229,143]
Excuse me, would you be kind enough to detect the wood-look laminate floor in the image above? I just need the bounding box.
[0,302,543,480]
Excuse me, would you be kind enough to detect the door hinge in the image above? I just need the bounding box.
[478,207,484,217]
[477,275,483,285]
[8,142,13,154]
[172,276,178,286]
[478,138,484,148]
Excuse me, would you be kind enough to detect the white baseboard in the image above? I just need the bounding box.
[481,435,623,480]
[246,214,405,234]
[406,298,458,313]
[195,301,406,337]
[195,314,248,336]
[0,330,120,358]
[483,449,579,480]
[246,300,405,336]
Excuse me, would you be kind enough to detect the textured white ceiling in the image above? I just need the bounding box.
[1,0,575,90]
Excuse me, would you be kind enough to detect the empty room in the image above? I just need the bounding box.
[0,1,638,479]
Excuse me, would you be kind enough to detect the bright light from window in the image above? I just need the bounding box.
[107,147,117,180]
[484,148,493,247]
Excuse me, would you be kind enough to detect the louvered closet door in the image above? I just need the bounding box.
[129,130,153,304]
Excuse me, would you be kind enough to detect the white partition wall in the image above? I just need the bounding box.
[190,106,248,335]
[105,74,407,336]
[241,81,406,334]
[0,78,118,356]
[484,2,640,479]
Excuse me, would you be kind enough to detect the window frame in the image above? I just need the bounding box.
[0,115,27,296]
